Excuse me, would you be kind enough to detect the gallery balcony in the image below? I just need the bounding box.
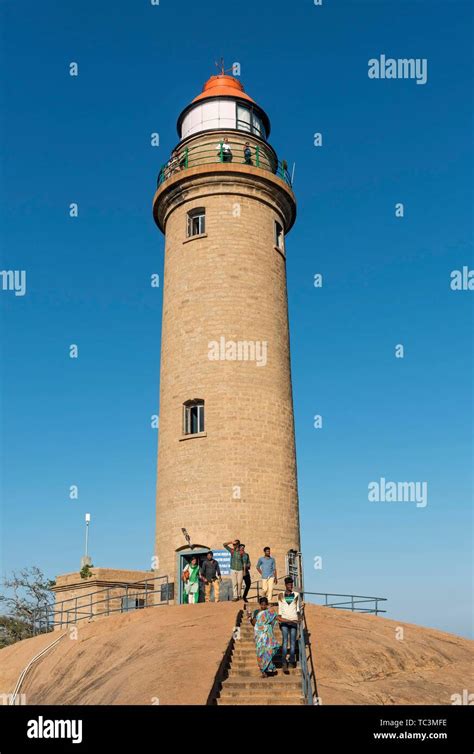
[157,138,292,189]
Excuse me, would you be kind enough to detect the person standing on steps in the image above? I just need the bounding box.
[240,543,251,603]
[253,597,280,678]
[277,576,304,673]
[223,539,244,601]
[256,547,278,602]
[200,551,222,602]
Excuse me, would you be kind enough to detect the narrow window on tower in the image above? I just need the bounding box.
[275,220,284,251]
[252,112,263,137]
[183,399,205,435]
[187,208,206,237]
[236,104,252,133]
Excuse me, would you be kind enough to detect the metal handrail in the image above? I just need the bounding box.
[303,591,387,615]
[244,579,314,703]
[246,577,294,601]
[9,633,67,705]
[157,139,292,188]
[302,606,320,705]
[297,609,313,704]
[31,574,170,635]
[244,582,386,616]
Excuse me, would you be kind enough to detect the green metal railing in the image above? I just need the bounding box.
[157,139,292,188]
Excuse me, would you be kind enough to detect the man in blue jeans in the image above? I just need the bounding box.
[277,576,303,672]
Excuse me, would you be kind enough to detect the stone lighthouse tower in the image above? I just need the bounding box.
[152,72,300,602]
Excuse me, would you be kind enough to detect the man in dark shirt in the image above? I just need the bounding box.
[200,551,222,603]
[240,544,251,603]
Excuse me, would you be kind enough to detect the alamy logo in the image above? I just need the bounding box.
[0,692,26,705]
[0,269,26,296]
[368,477,428,508]
[208,336,268,367]
[450,689,474,705]
[27,716,82,744]
[368,55,428,85]
[450,266,474,291]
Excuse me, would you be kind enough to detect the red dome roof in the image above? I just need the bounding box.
[192,74,255,104]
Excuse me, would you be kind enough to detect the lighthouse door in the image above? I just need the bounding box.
[177,548,210,604]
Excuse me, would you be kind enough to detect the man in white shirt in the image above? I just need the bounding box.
[216,138,233,163]
[277,576,303,672]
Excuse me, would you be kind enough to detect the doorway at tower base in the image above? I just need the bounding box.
[176,547,234,604]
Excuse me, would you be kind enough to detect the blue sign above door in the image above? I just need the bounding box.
[213,549,231,576]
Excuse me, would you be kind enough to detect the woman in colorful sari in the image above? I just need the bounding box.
[182,556,201,604]
[253,597,280,677]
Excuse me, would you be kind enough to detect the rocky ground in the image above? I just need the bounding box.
[0,602,472,705]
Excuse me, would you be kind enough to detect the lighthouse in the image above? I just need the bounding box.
[152,71,300,603]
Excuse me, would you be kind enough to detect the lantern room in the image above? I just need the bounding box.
[177,74,271,141]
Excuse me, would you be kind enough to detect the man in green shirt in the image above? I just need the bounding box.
[223,539,243,601]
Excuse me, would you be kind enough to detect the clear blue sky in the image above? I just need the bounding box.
[1,0,472,638]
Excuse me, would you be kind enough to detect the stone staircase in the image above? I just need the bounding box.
[216,610,306,705]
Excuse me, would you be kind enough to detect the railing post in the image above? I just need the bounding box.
[298,613,312,705]
[325,593,328,606]
[255,146,260,167]
[375,599,379,616]
[219,143,223,163]
[351,595,354,612]
[184,147,189,169]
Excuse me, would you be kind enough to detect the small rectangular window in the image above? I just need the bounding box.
[183,400,205,435]
[275,221,284,250]
[187,208,205,237]
[121,596,145,613]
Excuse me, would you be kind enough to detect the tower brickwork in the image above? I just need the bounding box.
[152,74,299,597]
